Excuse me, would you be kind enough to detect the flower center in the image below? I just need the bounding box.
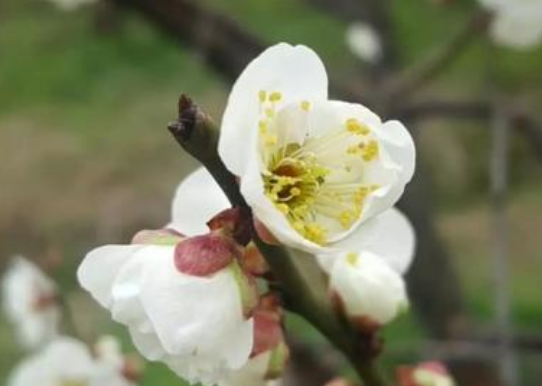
[257,90,380,245]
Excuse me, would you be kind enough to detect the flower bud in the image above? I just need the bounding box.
[329,252,408,331]
[174,233,240,277]
[397,361,455,386]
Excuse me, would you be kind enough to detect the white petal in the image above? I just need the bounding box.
[219,43,328,176]
[378,120,416,184]
[77,245,143,308]
[364,208,416,274]
[330,252,408,324]
[129,326,167,361]
[138,249,252,367]
[170,167,230,236]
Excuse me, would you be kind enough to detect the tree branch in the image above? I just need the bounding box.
[168,94,387,386]
[384,11,490,99]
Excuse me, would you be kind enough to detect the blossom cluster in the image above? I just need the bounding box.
[1,257,138,386]
[2,43,417,386]
[75,43,417,386]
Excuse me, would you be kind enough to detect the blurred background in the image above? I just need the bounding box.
[1,0,541,385]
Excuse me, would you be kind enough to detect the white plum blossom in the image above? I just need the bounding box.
[479,0,542,49]
[318,209,415,328]
[78,239,256,386]
[1,257,60,349]
[218,43,415,254]
[345,23,383,64]
[7,336,136,386]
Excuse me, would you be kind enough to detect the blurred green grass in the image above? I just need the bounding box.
[1,0,541,384]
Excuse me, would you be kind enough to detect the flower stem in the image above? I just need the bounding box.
[168,94,388,386]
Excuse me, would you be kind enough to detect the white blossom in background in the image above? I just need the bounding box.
[318,209,414,328]
[1,257,60,349]
[7,336,137,386]
[40,0,97,12]
[397,361,456,386]
[218,43,415,254]
[479,0,542,49]
[345,23,383,64]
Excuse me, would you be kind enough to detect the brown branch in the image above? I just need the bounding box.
[111,0,264,79]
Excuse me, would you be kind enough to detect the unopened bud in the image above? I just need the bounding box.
[174,233,240,277]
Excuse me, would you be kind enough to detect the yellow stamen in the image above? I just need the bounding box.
[362,140,379,162]
[259,120,268,134]
[269,91,283,102]
[301,101,311,111]
[259,90,267,103]
[346,252,359,266]
[346,118,370,135]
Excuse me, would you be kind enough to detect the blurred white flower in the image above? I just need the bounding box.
[345,23,383,64]
[1,257,60,349]
[7,336,136,386]
[318,209,414,328]
[41,0,97,12]
[479,0,542,49]
[78,234,257,385]
[397,361,456,386]
[218,43,415,254]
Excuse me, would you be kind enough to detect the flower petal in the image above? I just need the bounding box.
[170,167,230,236]
[138,249,253,368]
[364,208,416,274]
[219,43,328,176]
[330,252,408,325]
[77,245,143,308]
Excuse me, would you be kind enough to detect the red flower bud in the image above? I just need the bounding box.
[174,233,241,277]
